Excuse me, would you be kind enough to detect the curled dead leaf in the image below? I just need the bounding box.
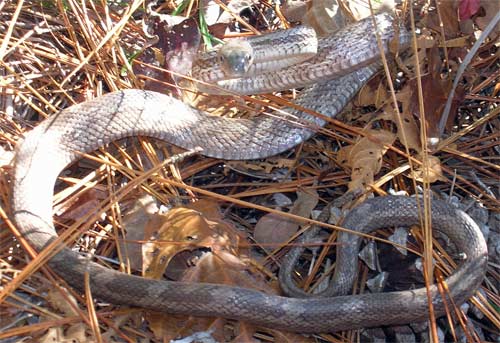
[39,325,90,343]
[254,213,298,252]
[135,17,200,94]
[42,290,91,342]
[412,154,446,183]
[142,205,238,279]
[355,78,388,108]
[226,158,295,179]
[121,195,160,271]
[46,287,79,316]
[254,188,318,251]
[337,129,396,192]
[55,187,107,222]
[376,100,421,152]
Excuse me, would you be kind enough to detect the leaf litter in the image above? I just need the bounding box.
[0,0,499,342]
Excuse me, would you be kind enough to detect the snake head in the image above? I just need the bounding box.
[218,39,254,77]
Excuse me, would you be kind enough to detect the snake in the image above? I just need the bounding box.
[11,13,488,333]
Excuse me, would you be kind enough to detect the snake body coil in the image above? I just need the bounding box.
[12,14,487,333]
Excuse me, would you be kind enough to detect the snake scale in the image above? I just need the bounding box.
[12,13,488,333]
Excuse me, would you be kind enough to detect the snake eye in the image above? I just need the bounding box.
[218,54,226,65]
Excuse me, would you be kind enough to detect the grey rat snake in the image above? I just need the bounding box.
[12,13,487,333]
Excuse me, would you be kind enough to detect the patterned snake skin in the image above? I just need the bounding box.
[12,14,487,333]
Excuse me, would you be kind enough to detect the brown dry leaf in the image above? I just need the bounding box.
[147,311,223,343]
[65,324,90,343]
[394,109,421,152]
[135,17,200,94]
[162,17,201,76]
[142,205,238,279]
[412,29,436,76]
[43,290,92,343]
[337,129,396,192]
[375,93,421,152]
[412,154,446,183]
[254,213,298,251]
[184,250,271,293]
[408,47,465,140]
[347,130,396,166]
[39,325,93,343]
[290,188,319,217]
[436,1,461,38]
[336,144,353,168]
[186,198,224,220]
[227,158,295,174]
[422,1,461,39]
[254,188,318,251]
[475,0,500,34]
[101,314,140,342]
[120,195,160,271]
[349,156,378,191]
[354,77,388,108]
[46,287,80,316]
[55,187,107,221]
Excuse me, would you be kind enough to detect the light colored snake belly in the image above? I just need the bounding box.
[12,13,488,333]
